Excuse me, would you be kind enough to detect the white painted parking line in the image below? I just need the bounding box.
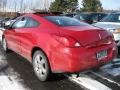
[90,71,120,87]
[67,59,120,90]
[68,74,111,90]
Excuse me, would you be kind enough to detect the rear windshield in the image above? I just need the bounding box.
[44,16,89,26]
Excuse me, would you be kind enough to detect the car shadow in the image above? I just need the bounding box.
[0,42,82,90]
[3,51,69,90]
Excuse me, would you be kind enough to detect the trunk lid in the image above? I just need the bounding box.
[59,26,112,46]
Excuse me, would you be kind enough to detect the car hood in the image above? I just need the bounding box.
[93,22,120,31]
[59,26,112,46]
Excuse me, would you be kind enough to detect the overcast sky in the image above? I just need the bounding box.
[1,0,120,12]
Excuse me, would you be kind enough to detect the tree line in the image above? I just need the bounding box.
[49,0,103,12]
[0,0,103,13]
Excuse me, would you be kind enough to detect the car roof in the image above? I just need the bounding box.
[110,12,120,14]
[33,12,63,17]
[79,12,106,14]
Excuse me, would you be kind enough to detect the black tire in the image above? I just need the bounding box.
[32,50,50,82]
[2,37,8,52]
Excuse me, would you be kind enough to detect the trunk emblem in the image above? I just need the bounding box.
[99,34,102,40]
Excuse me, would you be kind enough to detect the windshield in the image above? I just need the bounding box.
[44,16,89,26]
[101,13,120,22]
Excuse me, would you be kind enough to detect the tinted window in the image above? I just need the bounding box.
[65,14,76,17]
[75,13,107,22]
[77,14,93,21]
[25,17,39,28]
[101,14,120,22]
[44,16,89,26]
[98,14,107,21]
[12,17,27,28]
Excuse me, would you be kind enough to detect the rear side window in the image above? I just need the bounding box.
[44,16,89,26]
[25,17,40,28]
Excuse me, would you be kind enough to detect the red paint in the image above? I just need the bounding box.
[4,14,117,73]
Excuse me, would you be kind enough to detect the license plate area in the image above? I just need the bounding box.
[97,50,107,60]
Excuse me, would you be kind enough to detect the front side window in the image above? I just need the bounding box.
[12,17,27,29]
[44,16,89,26]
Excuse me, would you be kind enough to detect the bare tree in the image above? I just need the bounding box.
[13,0,17,12]
[20,0,24,12]
[0,0,7,12]
[23,0,28,13]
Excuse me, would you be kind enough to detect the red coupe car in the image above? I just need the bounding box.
[2,14,117,81]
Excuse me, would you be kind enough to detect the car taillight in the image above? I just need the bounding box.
[52,35,80,47]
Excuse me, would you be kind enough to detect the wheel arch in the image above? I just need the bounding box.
[31,47,52,71]
[31,47,45,59]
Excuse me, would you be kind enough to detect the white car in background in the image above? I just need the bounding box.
[0,27,5,41]
[0,19,16,41]
[93,12,120,47]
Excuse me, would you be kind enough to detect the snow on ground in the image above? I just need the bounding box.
[0,53,31,90]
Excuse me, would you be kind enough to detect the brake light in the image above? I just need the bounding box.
[52,35,80,47]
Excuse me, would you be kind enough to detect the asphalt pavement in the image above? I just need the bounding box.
[0,44,82,90]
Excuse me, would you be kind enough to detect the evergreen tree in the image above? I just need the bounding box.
[81,0,103,12]
[49,0,78,12]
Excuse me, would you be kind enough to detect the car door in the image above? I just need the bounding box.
[5,17,27,53]
[16,17,40,60]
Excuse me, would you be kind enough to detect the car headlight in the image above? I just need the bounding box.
[107,28,116,33]
[113,29,120,33]
[107,28,120,33]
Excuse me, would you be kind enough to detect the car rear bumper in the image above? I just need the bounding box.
[50,42,117,73]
